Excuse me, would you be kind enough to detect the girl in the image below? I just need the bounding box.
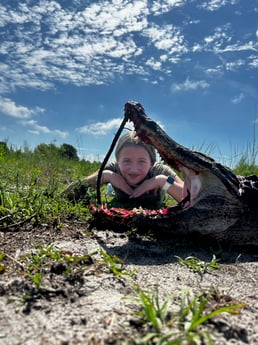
[64,132,184,209]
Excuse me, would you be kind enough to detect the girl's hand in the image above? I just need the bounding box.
[129,176,164,198]
[130,175,184,202]
[103,170,134,195]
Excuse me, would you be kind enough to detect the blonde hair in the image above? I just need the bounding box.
[115,131,156,164]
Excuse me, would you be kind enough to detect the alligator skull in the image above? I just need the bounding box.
[91,101,258,248]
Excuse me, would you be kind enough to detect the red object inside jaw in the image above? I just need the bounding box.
[90,204,170,218]
[89,195,188,232]
[89,192,191,221]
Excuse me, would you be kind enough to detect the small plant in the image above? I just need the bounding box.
[21,244,94,289]
[127,286,244,345]
[175,255,220,275]
[28,272,43,288]
[131,285,173,332]
[99,248,136,278]
[0,251,6,274]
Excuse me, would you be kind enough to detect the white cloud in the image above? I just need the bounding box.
[142,24,187,54]
[52,129,69,138]
[205,66,224,76]
[203,24,232,47]
[76,118,125,135]
[0,1,150,92]
[201,24,258,72]
[214,41,258,54]
[171,78,210,92]
[249,56,258,68]
[231,93,245,104]
[226,79,257,100]
[0,0,256,95]
[0,96,44,119]
[81,0,149,35]
[21,119,69,138]
[146,57,162,70]
[225,60,245,71]
[151,0,185,15]
[199,0,237,11]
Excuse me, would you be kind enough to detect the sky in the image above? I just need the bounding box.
[0,0,257,166]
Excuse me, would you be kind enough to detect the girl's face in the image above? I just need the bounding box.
[117,145,153,187]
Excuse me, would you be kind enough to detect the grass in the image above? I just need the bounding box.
[0,145,102,228]
[0,141,257,228]
[0,251,6,273]
[99,247,136,278]
[0,142,256,343]
[175,255,220,276]
[126,285,244,345]
[20,244,95,289]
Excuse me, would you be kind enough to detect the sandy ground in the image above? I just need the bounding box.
[0,222,257,345]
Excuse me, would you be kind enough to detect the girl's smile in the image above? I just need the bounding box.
[117,146,153,187]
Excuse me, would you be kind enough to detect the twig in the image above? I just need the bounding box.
[4,252,25,269]
[0,213,37,232]
[0,215,11,222]
[96,115,129,205]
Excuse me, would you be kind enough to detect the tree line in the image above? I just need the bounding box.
[0,141,80,161]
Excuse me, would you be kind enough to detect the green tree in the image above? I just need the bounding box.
[59,143,79,161]
[0,141,9,159]
[34,143,59,157]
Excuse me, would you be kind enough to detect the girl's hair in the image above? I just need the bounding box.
[115,131,156,164]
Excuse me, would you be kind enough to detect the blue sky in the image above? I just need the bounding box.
[0,0,257,166]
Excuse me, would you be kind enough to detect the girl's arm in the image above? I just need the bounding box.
[129,174,184,202]
[64,169,134,198]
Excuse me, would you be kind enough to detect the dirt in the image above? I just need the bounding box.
[0,221,257,345]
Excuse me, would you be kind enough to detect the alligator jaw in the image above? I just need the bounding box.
[124,101,240,197]
[124,101,249,238]
[91,101,257,247]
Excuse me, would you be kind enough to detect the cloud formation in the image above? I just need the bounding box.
[231,93,245,104]
[0,0,257,149]
[199,0,238,11]
[22,119,69,138]
[76,117,136,136]
[0,96,44,119]
[171,78,210,92]
[0,0,256,95]
[76,118,124,135]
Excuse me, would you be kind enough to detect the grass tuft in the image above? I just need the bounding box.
[126,285,245,345]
